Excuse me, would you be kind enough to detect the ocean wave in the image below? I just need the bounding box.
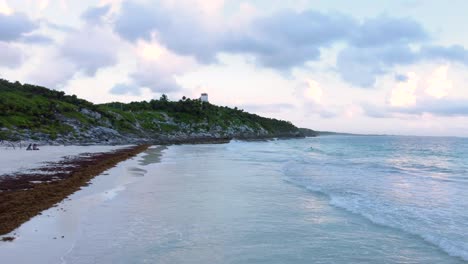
[329,196,468,261]
[283,174,468,261]
[279,136,468,261]
[307,147,328,155]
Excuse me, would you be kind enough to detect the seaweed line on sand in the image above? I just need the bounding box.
[0,145,150,236]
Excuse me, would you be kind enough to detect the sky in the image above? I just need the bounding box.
[1,0,468,136]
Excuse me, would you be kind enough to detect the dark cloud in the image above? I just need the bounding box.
[0,17,60,45]
[81,4,111,24]
[336,45,417,87]
[335,16,429,87]
[336,47,383,88]
[350,16,428,47]
[113,2,355,66]
[114,1,219,63]
[111,2,430,72]
[114,1,165,42]
[420,45,468,66]
[225,10,355,69]
[111,2,468,87]
[256,10,355,46]
[395,74,409,82]
[0,12,37,42]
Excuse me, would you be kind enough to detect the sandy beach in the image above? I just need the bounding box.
[0,145,164,263]
[0,144,150,237]
[0,145,132,177]
[0,139,467,263]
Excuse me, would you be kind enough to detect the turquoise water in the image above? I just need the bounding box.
[283,136,468,262]
[59,136,468,263]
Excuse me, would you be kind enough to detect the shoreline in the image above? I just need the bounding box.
[0,136,301,238]
[1,138,465,263]
[2,133,305,147]
[0,145,150,237]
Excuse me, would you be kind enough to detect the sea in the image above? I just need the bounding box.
[2,136,468,263]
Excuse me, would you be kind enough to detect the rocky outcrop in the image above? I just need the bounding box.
[3,109,304,145]
[0,78,305,145]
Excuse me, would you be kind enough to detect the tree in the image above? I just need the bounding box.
[160,94,168,102]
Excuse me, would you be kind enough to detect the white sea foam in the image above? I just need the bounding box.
[282,135,468,261]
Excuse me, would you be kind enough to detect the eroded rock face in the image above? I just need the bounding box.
[1,78,303,145]
[80,108,102,120]
[9,123,302,145]
[5,106,303,145]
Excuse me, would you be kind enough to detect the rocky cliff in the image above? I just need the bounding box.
[0,79,304,145]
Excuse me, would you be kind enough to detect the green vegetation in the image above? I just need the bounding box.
[0,79,302,142]
[299,128,319,137]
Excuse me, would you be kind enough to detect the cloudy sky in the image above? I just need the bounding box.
[2,0,468,136]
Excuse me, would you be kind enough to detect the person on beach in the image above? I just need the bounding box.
[26,144,32,151]
[32,144,39,151]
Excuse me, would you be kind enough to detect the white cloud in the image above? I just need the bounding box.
[0,0,12,15]
[304,79,323,103]
[425,65,451,99]
[229,2,257,29]
[136,39,164,61]
[0,42,24,68]
[99,0,122,13]
[345,104,363,118]
[161,0,224,17]
[38,0,49,12]
[110,38,197,96]
[390,72,418,107]
[26,54,76,88]
[130,46,196,93]
[59,26,122,76]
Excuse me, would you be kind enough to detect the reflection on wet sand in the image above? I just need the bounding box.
[139,146,167,166]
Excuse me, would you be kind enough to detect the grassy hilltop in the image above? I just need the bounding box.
[0,79,303,144]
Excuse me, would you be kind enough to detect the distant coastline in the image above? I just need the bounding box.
[316,131,387,137]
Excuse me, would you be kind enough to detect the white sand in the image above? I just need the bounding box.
[0,145,132,176]
[0,148,153,263]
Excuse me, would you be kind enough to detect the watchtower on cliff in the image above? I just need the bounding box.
[200,93,209,102]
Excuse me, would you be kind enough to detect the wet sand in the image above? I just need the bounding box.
[0,145,150,236]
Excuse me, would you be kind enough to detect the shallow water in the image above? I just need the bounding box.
[283,136,468,262]
[2,137,467,263]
